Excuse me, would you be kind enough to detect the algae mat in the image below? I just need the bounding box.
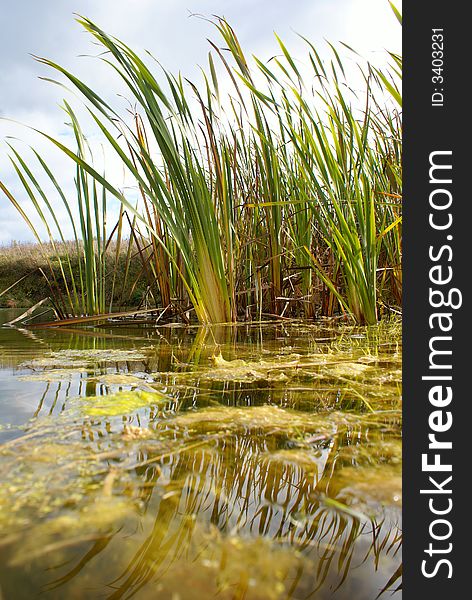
[0,316,402,599]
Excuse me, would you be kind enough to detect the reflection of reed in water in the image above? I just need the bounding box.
[5,413,403,598]
[11,320,401,422]
[1,321,402,597]
[86,427,402,599]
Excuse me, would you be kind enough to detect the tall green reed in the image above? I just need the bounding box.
[2,14,401,324]
[217,22,402,324]
[1,104,121,317]
[36,19,236,324]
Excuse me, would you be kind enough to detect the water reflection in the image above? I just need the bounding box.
[103,431,401,599]
[0,313,402,598]
[1,411,401,598]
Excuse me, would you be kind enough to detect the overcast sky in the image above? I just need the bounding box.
[0,0,402,244]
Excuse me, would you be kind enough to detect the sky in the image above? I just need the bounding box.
[0,0,402,244]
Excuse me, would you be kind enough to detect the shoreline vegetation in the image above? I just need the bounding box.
[1,12,402,326]
[0,241,145,311]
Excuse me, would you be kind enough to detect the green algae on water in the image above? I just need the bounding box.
[21,348,150,370]
[0,320,402,598]
[77,390,169,417]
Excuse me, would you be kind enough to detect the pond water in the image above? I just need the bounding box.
[0,309,402,599]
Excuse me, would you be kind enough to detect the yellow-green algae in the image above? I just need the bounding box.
[75,389,170,417]
[147,340,401,413]
[91,373,152,386]
[0,320,402,598]
[20,348,150,370]
[0,400,401,598]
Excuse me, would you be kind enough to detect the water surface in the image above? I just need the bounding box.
[0,309,402,599]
